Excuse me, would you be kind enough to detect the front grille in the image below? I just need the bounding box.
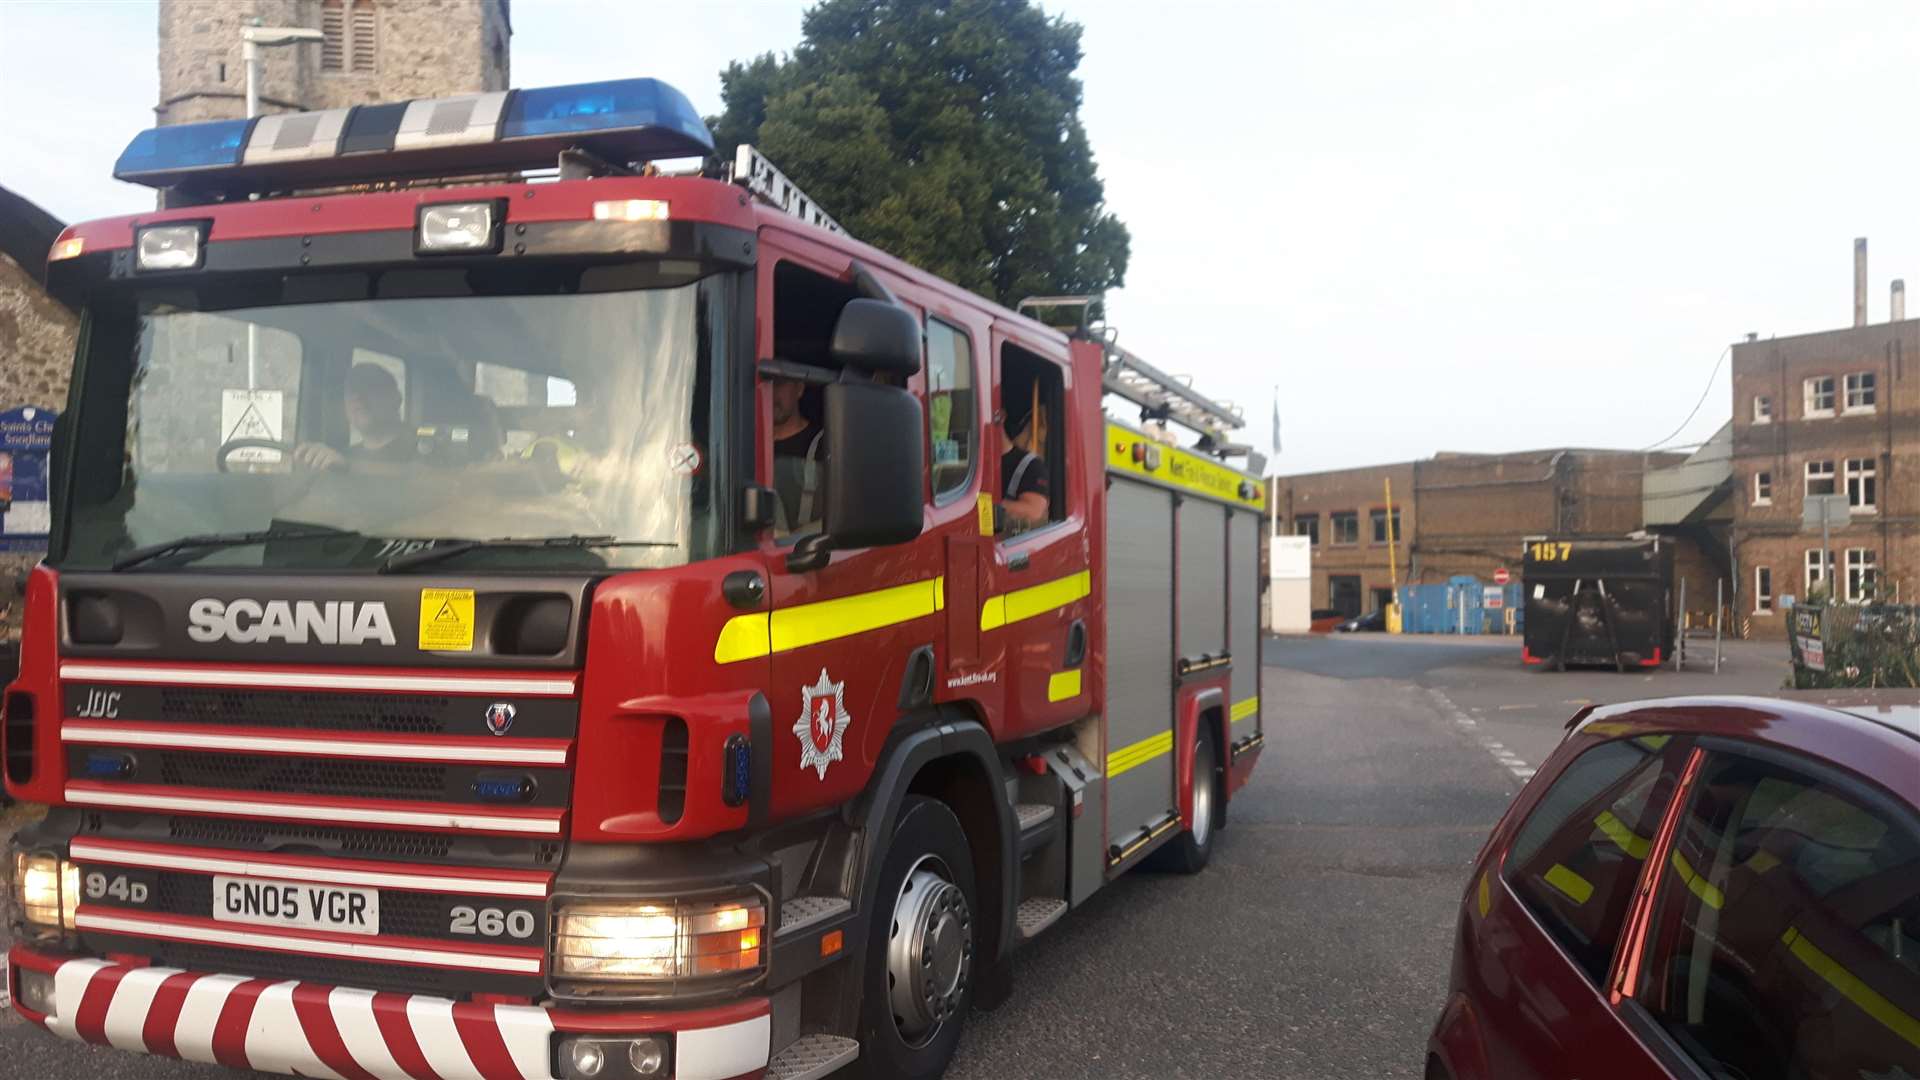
[77,812,564,867]
[155,751,447,799]
[159,688,451,734]
[116,941,538,998]
[71,745,570,808]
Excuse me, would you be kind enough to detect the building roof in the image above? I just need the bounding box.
[0,182,65,291]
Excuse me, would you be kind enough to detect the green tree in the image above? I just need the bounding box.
[711,0,1130,307]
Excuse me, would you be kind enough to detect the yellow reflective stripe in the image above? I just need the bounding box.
[1544,864,1595,905]
[713,576,945,664]
[1593,810,1651,860]
[1230,696,1259,723]
[1635,734,1672,751]
[1477,873,1491,917]
[1669,851,1725,910]
[1781,926,1920,1050]
[1106,730,1173,778]
[1746,850,1782,874]
[980,569,1090,632]
[1047,669,1082,702]
[1107,422,1265,509]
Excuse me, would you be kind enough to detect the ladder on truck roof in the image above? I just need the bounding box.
[730,145,847,236]
[1018,296,1248,456]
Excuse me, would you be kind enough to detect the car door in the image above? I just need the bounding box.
[1477,735,1691,1079]
[1624,744,1920,1080]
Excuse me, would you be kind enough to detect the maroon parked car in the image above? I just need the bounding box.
[1429,695,1920,1080]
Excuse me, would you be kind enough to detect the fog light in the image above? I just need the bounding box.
[15,969,55,1016]
[416,201,501,253]
[565,1039,606,1078]
[10,850,79,930]
[134,224,202,271]
[628,1037,668,1076]
[49,237,85,261]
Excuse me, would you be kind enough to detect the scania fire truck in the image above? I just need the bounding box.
[3,77,1267,1080]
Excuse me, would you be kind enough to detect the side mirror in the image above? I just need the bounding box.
[830,299,921,375]
[788,381,924,571]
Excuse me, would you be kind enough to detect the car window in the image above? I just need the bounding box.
[1636,751,1920,1080]
[1504,736,1681,984]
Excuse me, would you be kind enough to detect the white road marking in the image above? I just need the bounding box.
[1428,688,1536,783]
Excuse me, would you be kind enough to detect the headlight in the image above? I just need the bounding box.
[10,850,79,930]
[416,201,502,254]
[134,223,203,271]
[554,897,764,979]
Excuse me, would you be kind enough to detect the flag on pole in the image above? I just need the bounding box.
[1270,386,1281,457]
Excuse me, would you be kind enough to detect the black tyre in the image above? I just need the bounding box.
[1149,729,1218,874]
[853,795,978,1080]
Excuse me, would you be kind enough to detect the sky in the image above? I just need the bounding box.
[3,0,1916,474]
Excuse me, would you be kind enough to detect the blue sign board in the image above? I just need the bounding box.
[0,405,56,552]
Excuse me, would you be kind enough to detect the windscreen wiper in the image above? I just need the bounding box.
[378,535,679,574]
[110,526,356,572]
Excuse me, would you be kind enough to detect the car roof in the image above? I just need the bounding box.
[1569,693,1920,805]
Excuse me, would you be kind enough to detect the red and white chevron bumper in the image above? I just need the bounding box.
[8,947,772,1080]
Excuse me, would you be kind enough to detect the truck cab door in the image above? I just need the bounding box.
[747,238,945,818]
[979,329,1091,740]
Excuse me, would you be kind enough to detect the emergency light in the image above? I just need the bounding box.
[113,77,714,199]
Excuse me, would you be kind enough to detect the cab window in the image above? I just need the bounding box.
[1636,751,1920,1080]
[1504,736,1681,983]
[765,261,858,537]
[996,343,1064,537]
[926,317,975,502]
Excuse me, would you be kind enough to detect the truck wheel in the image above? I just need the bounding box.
[1150,730,1218,874]
[855,796,977,1080]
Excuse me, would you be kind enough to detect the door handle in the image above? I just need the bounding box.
[1065,619,1087,666]
[1009,552,1031,572]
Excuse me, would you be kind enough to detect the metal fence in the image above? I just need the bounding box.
[1786,603,1920,689]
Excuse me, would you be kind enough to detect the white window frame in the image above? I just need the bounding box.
[1803,375,1835,418]
[1843,372,1876,414]
[1844,548,1877,603]
[1751,395,1772,425]
[1844,457,1877,514]
[1753,566,1773,614]
[1752,470,1772,506]
[1804,548,1834,595]
[1804,460,1836,498]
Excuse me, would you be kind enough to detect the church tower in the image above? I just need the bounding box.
[157,0,511,125]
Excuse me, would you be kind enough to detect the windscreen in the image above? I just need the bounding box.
[59,265,727,572]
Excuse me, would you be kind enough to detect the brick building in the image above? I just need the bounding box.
[1730,318,1917,637]
[158,0,511,124]
[1277,448,1686,617]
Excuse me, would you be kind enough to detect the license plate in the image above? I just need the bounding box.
[212,875,380,934]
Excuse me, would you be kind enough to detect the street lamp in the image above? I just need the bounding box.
[240,22,324,120]
[237,22,322,390]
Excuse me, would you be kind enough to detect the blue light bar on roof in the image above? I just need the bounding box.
[115,118,253,181]
[502,78,710,152]
[111,77,716,196]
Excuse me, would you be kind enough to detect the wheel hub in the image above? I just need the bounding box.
[886,857,973,1045]
[1191,740,1215,848]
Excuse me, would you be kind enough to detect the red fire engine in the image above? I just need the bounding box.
[2,77,1266,1080]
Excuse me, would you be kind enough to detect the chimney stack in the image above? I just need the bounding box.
[1894,279,1906,322]
[1854,238,1868,327]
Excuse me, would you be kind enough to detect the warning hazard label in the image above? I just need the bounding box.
[221,389,285,464]
[418,587,475,652]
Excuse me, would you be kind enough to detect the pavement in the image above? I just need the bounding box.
[0,631,1815,1078]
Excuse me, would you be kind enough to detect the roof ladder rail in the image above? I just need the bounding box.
[729,144,848,237]
[1100,344,1245,438]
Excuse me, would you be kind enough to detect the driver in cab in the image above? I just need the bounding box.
[293,364,414,470]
